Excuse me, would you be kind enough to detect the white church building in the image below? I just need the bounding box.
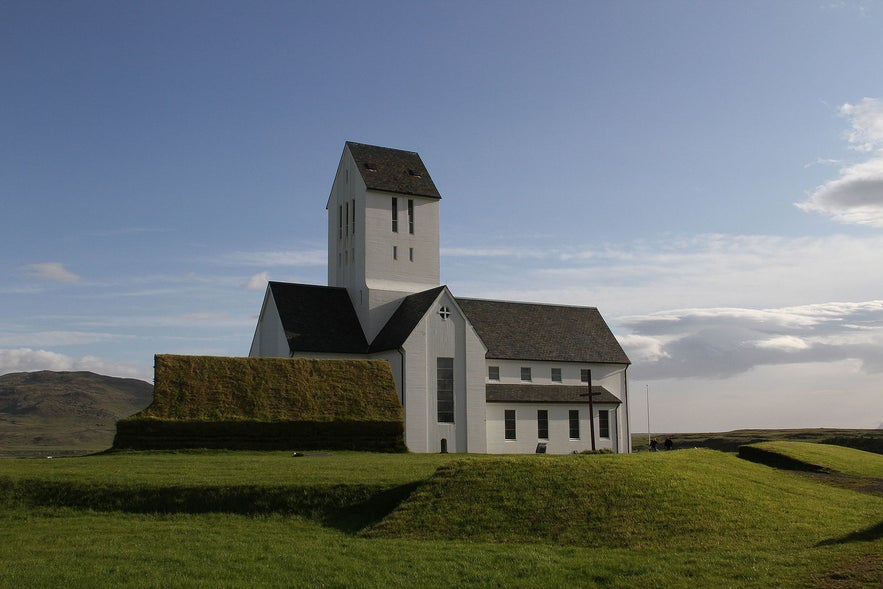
[250,142,632,454]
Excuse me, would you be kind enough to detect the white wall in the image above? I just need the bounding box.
[485,402,620,454]
[401,290,487,453]
[249,289,289,358]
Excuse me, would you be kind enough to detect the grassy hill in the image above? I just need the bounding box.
[0,371,153,456]
[367,448,882,550]
[1,444,881,587]
[633,428,883,454]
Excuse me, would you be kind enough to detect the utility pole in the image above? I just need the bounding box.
[580,368,602,451]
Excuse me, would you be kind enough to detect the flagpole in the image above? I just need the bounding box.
[646,384,651,445]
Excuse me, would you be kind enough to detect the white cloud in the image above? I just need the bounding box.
[244,272,270,290]
[619,300,883,379]
[0,348,148,380]
[0,331,121,347]
[448,233,883,317]
[25,262,80,283]
[797,97,883,227]
[840,97,883,152]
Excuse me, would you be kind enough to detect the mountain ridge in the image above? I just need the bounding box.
[0,370,153,455]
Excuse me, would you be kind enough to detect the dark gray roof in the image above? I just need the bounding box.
[456,298,630,365]
[369,286,447,352]
[485,384,621,404]
[346,141,441,199]
[268,282,367,354]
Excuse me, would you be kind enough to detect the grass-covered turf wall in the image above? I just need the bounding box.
[113,355,405,452]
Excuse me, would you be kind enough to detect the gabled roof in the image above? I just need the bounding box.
[346,141,441,199]
[485,384,621,404]
[456,298,630,365]
[268,282,367,354]
[369,286,447,352]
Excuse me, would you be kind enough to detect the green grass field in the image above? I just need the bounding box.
[1,444,881,588]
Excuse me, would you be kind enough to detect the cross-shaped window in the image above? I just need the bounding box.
[438,306,451,320]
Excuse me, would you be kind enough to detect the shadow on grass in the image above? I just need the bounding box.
[737,445,828,473]
[323,482,421,533]
[816,520,883,547]
[0,477,422,534]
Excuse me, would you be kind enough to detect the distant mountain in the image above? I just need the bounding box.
[0,371,153,455]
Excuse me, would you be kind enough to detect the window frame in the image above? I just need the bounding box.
[537,409,549,440]
[520,367,532,382]
[599,409,610,439]
[391,197,398,232]
[488,366,500,381]
[551,367,562,383]
[436,357,454,423]
[569,409,580,439]
[407,199,414,234]
[504,409,516,440]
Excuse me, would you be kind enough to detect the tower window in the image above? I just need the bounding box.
[408,199,414,234]
[409,247,414,262]
[391,198,398,232]
[351,199,355,234]
[345,201,349,236]
[393,246,398,260]
[338,205,342,239]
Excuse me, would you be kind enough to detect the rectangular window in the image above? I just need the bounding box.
[338,205,343,239]
[520,367,531,381]
[393,246,398,260]
[408,199,414,234]
[409,247,414,262]
[537,410,548,440]
[551,367,562,382]
[599,410,610,439]
[392,197,398,232]
[569,410,580,439]
[488,366,500,381]
[351,199,355,234]
[345,201,349,236]
[504,409,516,440]
[437,357,454,423]
[580,369,590,383]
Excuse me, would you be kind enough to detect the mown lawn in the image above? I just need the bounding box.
[1,445,881,588]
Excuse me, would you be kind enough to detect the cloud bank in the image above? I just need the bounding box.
[619,300,883,379]
[797,97,883,227]
[0,348,148,380]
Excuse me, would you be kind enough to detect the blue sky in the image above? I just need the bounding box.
[2,1,882,432]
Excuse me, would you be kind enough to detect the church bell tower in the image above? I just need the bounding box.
[326,142,441,342]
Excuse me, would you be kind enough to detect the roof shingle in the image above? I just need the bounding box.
[346,141,441,199]
[485,383,621,404]
[269,282,367,354]
[457,298,630,364]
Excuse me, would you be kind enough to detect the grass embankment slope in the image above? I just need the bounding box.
[369,448,881,551]
[1,444,881,587]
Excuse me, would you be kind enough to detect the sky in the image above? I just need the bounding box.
[2,1,882,433]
